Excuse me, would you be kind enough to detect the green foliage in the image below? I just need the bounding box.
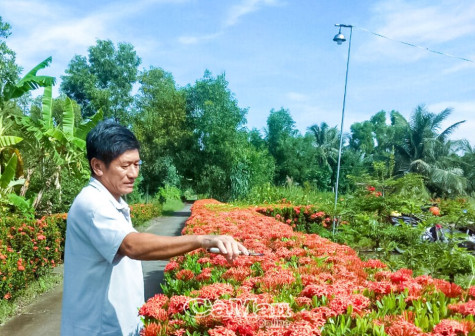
[60,39,141,122]
[12,84,102,213]
[391,106,468,197]
[130,203,162,227]
[242,182,334,206]
[1,57,56,107]
[308,122,339,190]
[157,184,182,203]
[182,70,266,201]
[246,175,475,285]
[0,271,62,325]
[132,67,188,195]
[0,17,21,108]
[0,213,65,301]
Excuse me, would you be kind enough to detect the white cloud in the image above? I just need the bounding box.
[286,92,309,102]
[442,55,475,74]
[357,0,475,63]
[177,0,281,45]
[0,0,190,97]
[225,0,280,28]
[178,32,223,45]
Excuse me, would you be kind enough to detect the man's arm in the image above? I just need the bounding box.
[119,233,248,262]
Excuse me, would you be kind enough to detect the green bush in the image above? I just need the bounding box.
[253,192,475,286]
[243,182,334,206]
[130,203,162,227]
[0,213,65,301]
[157,185,181,203]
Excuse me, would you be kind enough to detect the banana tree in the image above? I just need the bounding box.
[0,115,24,180]
[14,84,103,209]
[0,57,56,108]
[0,151,28,212]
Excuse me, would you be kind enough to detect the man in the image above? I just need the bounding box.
[61,120,248,335]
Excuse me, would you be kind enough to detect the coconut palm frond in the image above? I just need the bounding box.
[437,120,466,143]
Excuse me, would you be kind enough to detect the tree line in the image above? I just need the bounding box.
[1,17,474,213]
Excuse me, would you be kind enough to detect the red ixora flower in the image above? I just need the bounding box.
[448,300,475,317]
[140,322,162,336]
[136,199,475,335]
[175,269,194,281]
[431,319,474,335]
[468,286,475,298]
[363,259,388,269]
[385,317,424,336]
[208,326,237,336]
[164,261,180,272]
[198,283,234,300]
[139,294,169,321]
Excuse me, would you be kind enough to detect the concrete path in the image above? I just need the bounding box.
[0,203,191,335]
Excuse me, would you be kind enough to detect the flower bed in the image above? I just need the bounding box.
[130,203,162,227]
[0,214,65,300]
[255,204,336,231]
[0,202,160,302]
[140,199,475,336]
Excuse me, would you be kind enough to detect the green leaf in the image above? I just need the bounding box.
[8,178,25,188]
[18,57,53,84]
[62,97,75,137]
[0,153,17,189]
[44,127,67,142]
[0,135,23,147]
[71,137,86,150]
[3,57,56,100]
[75,108,103,139]
[7,193,30,208]
[41,85,53,128]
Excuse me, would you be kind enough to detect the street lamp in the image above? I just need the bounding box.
[332,24,353,235]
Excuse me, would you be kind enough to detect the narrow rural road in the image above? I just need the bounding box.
[0,203,191,336]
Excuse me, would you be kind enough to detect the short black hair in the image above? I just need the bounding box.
[86,120,140,173]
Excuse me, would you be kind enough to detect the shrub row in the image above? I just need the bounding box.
[0,214,65,300]
[139,199,475,336]
[130,203,162,227]
[0,202,161,301]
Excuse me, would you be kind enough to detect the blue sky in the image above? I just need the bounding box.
[1,0,474,145]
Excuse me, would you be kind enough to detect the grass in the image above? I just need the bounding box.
[161,199,185,215]
[0,270,63,325]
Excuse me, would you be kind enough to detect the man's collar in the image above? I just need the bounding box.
[89,177,129,210]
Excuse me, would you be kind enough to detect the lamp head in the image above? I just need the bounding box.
[333,28,346,45]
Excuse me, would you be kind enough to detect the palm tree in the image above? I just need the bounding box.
[390,105,467,196]
[458,141,475,195]
[308,122,340,190]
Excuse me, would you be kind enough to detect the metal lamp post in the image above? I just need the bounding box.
[332,24,353,235]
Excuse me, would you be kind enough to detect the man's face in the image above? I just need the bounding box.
[92,149,141,200]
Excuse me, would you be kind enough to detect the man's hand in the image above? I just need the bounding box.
[119,233,248,262]
[198,235,249,262]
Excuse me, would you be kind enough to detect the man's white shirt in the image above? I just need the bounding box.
[61,178,144,335]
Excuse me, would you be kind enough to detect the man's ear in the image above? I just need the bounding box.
[91,158,105,177]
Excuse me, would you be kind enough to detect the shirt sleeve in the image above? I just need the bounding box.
[88,205,135,264]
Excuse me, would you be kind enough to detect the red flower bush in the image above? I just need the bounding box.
[139,199,475,335]
[0,214,65,301]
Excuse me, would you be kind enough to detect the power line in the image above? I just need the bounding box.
[355,26,474,63]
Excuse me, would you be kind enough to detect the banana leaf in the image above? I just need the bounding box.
[0,153,17,189]
[41,85,53,129]
[62,97,75,137]
[3,57,56,101]
[0,135,23,148]
[75,109,104,139]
